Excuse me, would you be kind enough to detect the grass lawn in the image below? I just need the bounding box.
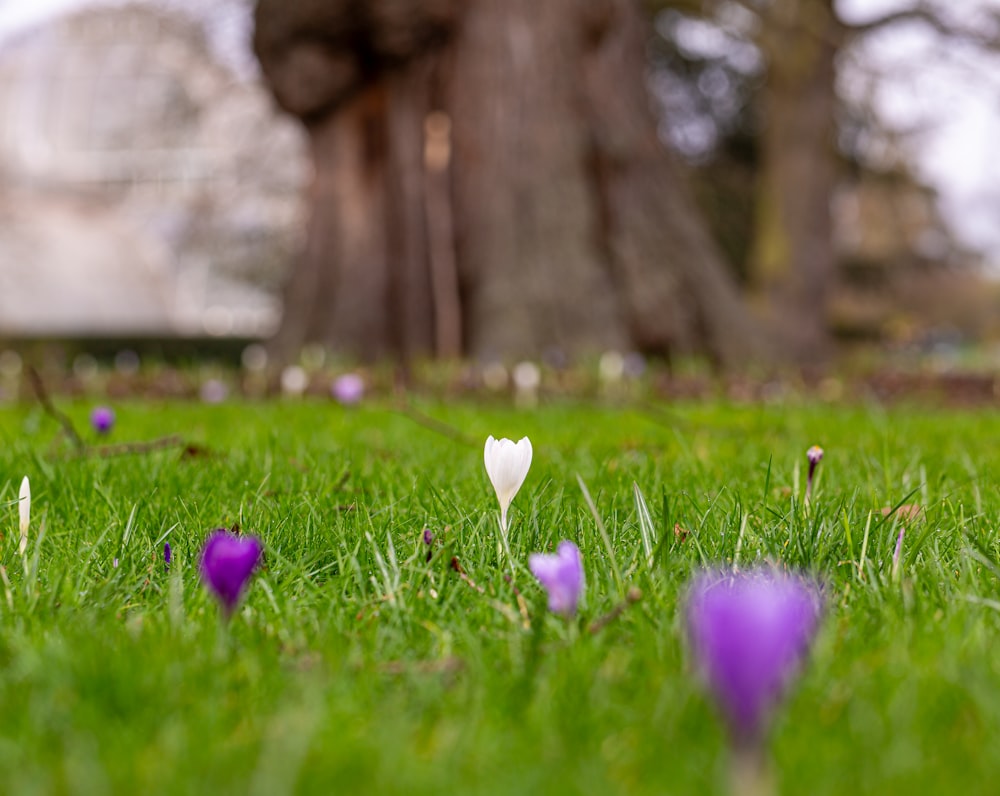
[1,395,1000,794]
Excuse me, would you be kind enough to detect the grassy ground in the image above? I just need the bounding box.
[1,396,1000,794]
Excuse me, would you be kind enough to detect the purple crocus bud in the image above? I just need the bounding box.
[164,542,172,570]
[529,540,585,617]
[199,529,263,616]
[422,528,434,562]
[686,569,822,745]
[805,445,823,500]
[91,406,115,435]
[331,373,365,406]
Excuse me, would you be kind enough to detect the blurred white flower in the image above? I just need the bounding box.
[512,361,541,392]
[484,435,532,532]
[18,476,29,555]
[512,361,541,407]
[599,351,625,383]
[280,365,309,396]
[481,362,508,391]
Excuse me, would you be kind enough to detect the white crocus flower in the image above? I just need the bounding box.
[484,435,533,532]
[18,476,30,556]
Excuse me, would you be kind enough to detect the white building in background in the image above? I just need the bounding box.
[0,2,307,338]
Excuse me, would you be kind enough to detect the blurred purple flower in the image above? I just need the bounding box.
[529,540,584,616]
[164,542,172,570]
[331,373,365,405]
[623,352,647,379]
[422,528,434,562]
[805,445,823,500]
[686,569,822,744]
[199,379,229,404]
[199,529,263,616]
[91,406,115,435]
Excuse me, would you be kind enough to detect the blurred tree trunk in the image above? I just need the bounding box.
[254,0,766,365]
[751,0,840,361]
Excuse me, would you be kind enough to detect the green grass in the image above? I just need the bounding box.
[2,396,1000,794]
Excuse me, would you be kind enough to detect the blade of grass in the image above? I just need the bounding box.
[577,474,623,594]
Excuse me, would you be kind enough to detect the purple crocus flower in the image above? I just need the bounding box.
[805,445,823,500]
[199,529,263,616]
[199,379,229,404]
[91,406,115,435]
[529,540,585,616]
[164,542,172,570]
[331,373,365,406]
[686,569,822,744]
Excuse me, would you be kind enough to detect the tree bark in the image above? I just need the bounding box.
[255,1,453,362]
[447,0,629,358]
[255,0,766,366]
[583,0,765,362]
[752,0,840,361]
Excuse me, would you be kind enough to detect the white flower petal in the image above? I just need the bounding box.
[484,435,532,530]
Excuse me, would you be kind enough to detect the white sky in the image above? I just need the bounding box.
[3,0,1000,264]
[0,0,79,28]
[839,0,1000,264]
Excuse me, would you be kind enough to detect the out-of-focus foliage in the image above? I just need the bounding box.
[648,3,763,283]
[647,0,991,345]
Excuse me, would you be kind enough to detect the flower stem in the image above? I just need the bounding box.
[729,742,774,796]
[497,515,514,577]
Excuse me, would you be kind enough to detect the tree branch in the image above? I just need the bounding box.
[25,365,84,451]
[846,3,1000,50]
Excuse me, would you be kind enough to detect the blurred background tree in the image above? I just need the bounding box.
[1,0,997,368]
[253,0,1000,366]
[649,0,1000,356]
[254,0,764,367]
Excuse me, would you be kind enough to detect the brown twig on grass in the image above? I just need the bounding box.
[90,435,188,458]
[450,556,485,593]
[26,365,196,459]
[378,657,465,676]
[397,401,475,446]
[25,365,84,451]
[587,587,643,635]
[504,573,531,626]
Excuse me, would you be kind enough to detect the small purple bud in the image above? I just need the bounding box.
[529,540,585,617]
[91,406,115,435]
[331,373,365,406]
[164,542,172,570]
[422,528,434,562]
[199,529,263,616]
[686,569,822,745]
[805,445,823,500]
[113,558,119,568]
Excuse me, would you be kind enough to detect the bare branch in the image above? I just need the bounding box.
[846,3,1000,50]
[25,365,84,452]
